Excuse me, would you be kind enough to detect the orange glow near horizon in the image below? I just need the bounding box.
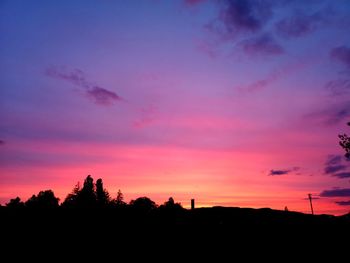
[1,141,349,215]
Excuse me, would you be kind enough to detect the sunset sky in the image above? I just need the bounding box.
[1,0,350,215]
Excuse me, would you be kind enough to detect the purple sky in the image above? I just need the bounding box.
[1,0,350,215]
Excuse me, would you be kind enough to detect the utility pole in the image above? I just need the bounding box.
[191,199,195,210]
[308,193,314,215]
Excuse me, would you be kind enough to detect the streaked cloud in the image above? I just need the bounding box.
[335,200,350,206]
[219,0,272,35]
[87,86,122,106]
[324,165,347,174]
[268,167,300,176]
[184,0,206,6]
[46,66,123,106]
[333,172,350,179]
[325,79,350,96]
[303,101,350,126]
[240,33,284,56]
[330,46,350,68]
[320,188,350,197]
[275,10,326,38]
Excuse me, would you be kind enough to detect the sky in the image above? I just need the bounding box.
[1,0,350,215]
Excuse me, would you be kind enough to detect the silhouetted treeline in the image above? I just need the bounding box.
[3,174,185,213]
[1,174,350,229]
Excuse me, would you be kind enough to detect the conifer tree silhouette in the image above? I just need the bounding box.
[113,189,126,207]
[96,178,110,207]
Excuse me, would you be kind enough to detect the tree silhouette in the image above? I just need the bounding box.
[62,175,97,208]
[113,189,126,207]
[25,190,59,209]
[6,197,25,209]
[164,197,175,207]
[96,178,110,207]
[339,122,350,158]
[77,175,96,208]
[163,197,183,209]
[159,197,184,214]
[130,196,157,213]
[62,182,81,208]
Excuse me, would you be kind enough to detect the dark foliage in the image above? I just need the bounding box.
[339,122,350,158]
[130,196,157,213]
[112,189,127,207]
[24,190,59,209]
[1,174,349,241]
[96,178,110,207]
[62,182,81,208]
[6,197,25,209]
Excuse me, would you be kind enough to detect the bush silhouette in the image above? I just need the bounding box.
[6,197,25,209]
[25,190,59,209]
[130,196,157,213]
[160,197,184,212]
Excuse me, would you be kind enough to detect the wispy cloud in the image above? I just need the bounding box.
[325,79,350,96]
[184,0,206,6]
[87,86,122,106]
[330,107,350,124]
[333,172,350,179]
[320,188,350,197]
[219,0,272,35]
[46,67,89,88]
[323,154,350,177]
[0,150,115,168]
[268,167,300,176]
[133,104,157,128]
[275,10,326,38]
[45,66,123,106]
[324,165,347,174]
[238,60,306,93]
[195,39,218,59]
[335,200,350,206]
[240,33,284,56]
[330,46,350,69]
[269,169,290,176]
[303,101,350,126]
[325,46,350,99]
[204,0,274,43]
[0,140,5,145]
[325,155,342,166]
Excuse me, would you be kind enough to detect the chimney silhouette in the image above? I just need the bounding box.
[191,199,195,210]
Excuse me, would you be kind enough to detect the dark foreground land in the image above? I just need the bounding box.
[2,205,349,237]
[1,206,349,259]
